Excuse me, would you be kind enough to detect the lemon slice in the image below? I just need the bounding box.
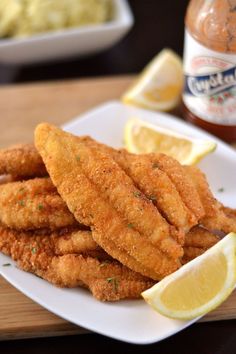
[122,49,183,111]
[142,233,236,320]
[124,118,216,165]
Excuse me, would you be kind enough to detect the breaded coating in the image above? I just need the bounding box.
[183,226,219,264]
[0,144,47,177]
[6,141,185,244]
[35,124,183,280]
[116,151,196,234]
[77,137,182,259]
[80,138,196,235]
[0,227,154,301]
[154,154,205,221]
[43,255,154,301]
[186,166,236,233]
[53,229,110,260]
[0,178,78,230]
[0,226,106,259]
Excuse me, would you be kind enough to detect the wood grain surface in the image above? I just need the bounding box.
[0,75,235,341]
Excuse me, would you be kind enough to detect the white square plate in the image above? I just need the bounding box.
[0,101,235,344]
[0,0,133,64]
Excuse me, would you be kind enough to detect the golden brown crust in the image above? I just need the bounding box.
[35,123,183,280]
[153,154,205,221]
[0,144,47,177]
[78,138,196,238]
[185,166,236,233]
[0,226,154,301]
[0,178,78,230]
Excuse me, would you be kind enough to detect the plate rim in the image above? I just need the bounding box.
[1,100,236,344]
[0,0,134,47]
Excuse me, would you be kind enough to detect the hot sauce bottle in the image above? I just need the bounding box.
[182,0,236,143]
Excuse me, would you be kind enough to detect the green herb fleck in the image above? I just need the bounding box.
[38,204,44,211]
[18,200,25,206]
[127,223,134,228]
[106,277,119,292]
[76,155,80,161]
[152,162,159,169]
[2,263,11,267]
[19,187,25,193]
[134,191,141,198]
[218,187,224,193]
[149,195,156,201]
[99,260,110,268]
[31,247,37,254]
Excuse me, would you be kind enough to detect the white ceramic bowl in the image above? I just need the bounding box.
[0,0,133,65]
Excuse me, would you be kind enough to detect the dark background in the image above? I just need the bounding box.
[2,1,236,353]
[0,0,189,84]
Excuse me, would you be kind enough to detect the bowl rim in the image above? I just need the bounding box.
[0,0,134,47]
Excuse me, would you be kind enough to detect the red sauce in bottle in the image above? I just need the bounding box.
[182,0,236,143]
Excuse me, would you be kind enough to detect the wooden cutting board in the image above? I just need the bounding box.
[0,75,235,341]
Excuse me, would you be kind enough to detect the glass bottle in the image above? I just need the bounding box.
[182,0,236,142]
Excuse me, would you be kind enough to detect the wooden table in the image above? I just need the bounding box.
[0,1,235,353]
[1,76,236,342]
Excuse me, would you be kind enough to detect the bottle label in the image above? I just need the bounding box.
[183,30,236,125]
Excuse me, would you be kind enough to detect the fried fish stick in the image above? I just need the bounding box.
[0,227,154,301]
[0,178,78,230]
[35,124,182,280]
[0,144,47,177]
[153,154,205,221]
[185,166,236,233]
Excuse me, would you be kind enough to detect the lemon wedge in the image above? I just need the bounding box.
[124,118,216,165]
[122,49,183,111]
[142,233,236,320]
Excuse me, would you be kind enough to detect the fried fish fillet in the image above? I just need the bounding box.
[0,226,107,259]
[185,166,236,233]
[113,151,197,234]
[0,178,78,230]
[0,144,47,177]
[81,138,199,237]
[182,226,220,264]
[0,142,191,239]
[0,226,154,301]
[152,153,205,221]
[35,123,183,280]
[2,143,233,234]
[52,228,109,260]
